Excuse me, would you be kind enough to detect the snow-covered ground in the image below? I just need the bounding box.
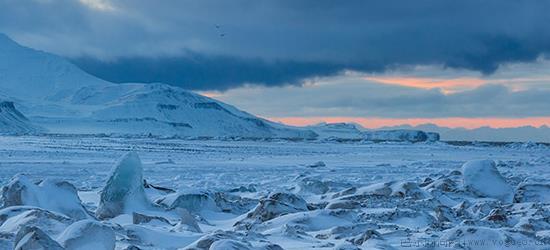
[0,136,548,249]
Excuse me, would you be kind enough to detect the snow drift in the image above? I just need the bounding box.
[56,219,115,250]
[461,160,513,202]
[0,174,91,220]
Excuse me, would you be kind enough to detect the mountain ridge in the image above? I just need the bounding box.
[0,33,316,139]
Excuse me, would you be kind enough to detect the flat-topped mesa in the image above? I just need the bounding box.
[308,122,440,142]
[364,129,440,142]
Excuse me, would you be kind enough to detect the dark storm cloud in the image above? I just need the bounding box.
[1,0,550,90]
[71,55,385,90]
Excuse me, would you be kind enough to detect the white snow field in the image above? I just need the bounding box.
[0,135,549,249]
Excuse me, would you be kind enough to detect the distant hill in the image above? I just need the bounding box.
[307,122,440,142]
[379,123,550,143]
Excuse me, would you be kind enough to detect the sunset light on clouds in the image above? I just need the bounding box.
[3,0,550,141]
[364,75,550,93]
[363,76,486,93]
[210,66,550,130]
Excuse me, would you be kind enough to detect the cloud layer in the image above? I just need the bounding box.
[1,0,550,90]
[215,76,550,118]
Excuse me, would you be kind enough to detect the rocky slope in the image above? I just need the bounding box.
[0,101,43,134]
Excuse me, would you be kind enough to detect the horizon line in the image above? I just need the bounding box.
[268,116,550,130]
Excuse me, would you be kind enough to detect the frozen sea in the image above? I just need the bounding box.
[1,136,547,190]
[0,135,549,249]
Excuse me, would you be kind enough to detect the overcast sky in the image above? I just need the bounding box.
[1,0,549,128]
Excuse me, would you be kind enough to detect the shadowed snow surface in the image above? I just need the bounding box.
[0,136,548,249]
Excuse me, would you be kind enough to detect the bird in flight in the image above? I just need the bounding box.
[215,25,226,37]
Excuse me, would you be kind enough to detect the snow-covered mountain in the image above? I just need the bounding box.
[308,122,440,142]
[0,34,444,141]
[0,34,316,138]
[0,101,43,134]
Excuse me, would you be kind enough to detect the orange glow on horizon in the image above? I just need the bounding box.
[269,116,550,129]
[364,76,550,93]
[364,76,487,92]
